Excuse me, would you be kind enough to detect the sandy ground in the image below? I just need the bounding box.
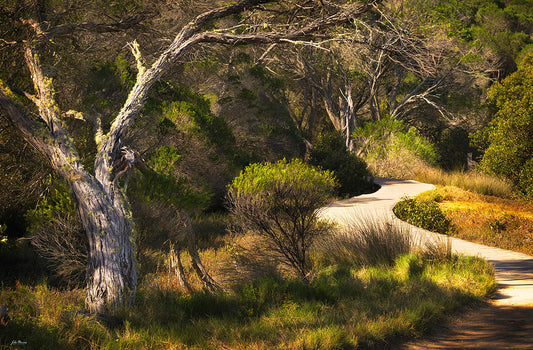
[320,178,533,349]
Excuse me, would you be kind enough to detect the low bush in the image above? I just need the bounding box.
[226,159,337,281]
[393,196,451,234]
[25,178,87,286]
[308,131,374,197]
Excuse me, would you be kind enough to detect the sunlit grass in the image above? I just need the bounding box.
[0,253,495,349]
[414,168,513,198]
[0,213,496,349]
[412,186,533,255]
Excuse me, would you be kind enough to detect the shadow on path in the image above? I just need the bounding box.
[395,304,533,349]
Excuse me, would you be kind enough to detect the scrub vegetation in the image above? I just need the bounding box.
[396,186,533,256]
[0,214,495,349]
[2,0,530,347]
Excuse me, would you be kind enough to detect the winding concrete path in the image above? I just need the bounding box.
[320,178,533,348]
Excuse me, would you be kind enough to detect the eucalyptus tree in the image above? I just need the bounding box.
[0,0,381,314]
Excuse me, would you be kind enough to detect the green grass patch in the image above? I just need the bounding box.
[0,253,495,349]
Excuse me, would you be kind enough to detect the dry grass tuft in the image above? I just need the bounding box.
[314,215,413,267]
[414,168,513,198]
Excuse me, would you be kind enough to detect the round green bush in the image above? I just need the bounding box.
[393,197,450,234]
[227,159,337,280]
[309,131,373,197]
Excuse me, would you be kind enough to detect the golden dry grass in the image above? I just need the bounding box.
[414,168,513,198]
[432,186,533,255]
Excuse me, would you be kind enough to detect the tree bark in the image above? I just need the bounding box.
[71,179,137,314]
[169,242,192,293]
[180,211,222,292]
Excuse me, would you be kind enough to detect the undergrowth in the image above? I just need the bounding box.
[0,254,494,349]
[0,214,496,349]
[436,186,533,255]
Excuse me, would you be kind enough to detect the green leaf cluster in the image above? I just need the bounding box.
[393,196,451,234]
[481,54,533,197]
[25,177,76,233]
[128,147,211,211]
[230,158,337,204]
[420,0,533,72]
[150,84,236,154]
[309,131,373,197]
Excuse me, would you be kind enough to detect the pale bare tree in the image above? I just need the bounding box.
[260,45,369,152]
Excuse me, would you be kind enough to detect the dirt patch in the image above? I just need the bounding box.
[396,303,533,349]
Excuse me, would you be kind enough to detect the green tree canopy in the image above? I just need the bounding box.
[481,54,533,197]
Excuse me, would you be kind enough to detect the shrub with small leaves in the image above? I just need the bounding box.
[393,197,451,234]
[25,177,87,285]
[227,159,337,281]
[309,131,374,197]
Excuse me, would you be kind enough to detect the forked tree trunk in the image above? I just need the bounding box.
[180,211,222,292]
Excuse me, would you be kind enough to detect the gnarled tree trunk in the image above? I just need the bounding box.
[71,179,136,313]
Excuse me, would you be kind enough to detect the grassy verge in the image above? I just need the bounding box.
[0,214,496,349]
[0,255,494,349]
[398,186,533,256]
[436,186,533,255]
[413,168,513,198]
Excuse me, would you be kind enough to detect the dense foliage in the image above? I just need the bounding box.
[308,131,374,197]
[393,195,451,234]
[481,54,533,197]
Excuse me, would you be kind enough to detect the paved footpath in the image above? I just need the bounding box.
[320,178,533,349]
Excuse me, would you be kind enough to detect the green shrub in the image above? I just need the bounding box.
[393,197,451,234]
[309,131,374,197]
[25,177,87,285]
[227,159,337,281]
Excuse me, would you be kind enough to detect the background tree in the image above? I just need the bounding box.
[481,54,533,197]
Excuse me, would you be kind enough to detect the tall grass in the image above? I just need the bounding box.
[414,167,513,198]
[314,215,412,267]
[0,253,495,349]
